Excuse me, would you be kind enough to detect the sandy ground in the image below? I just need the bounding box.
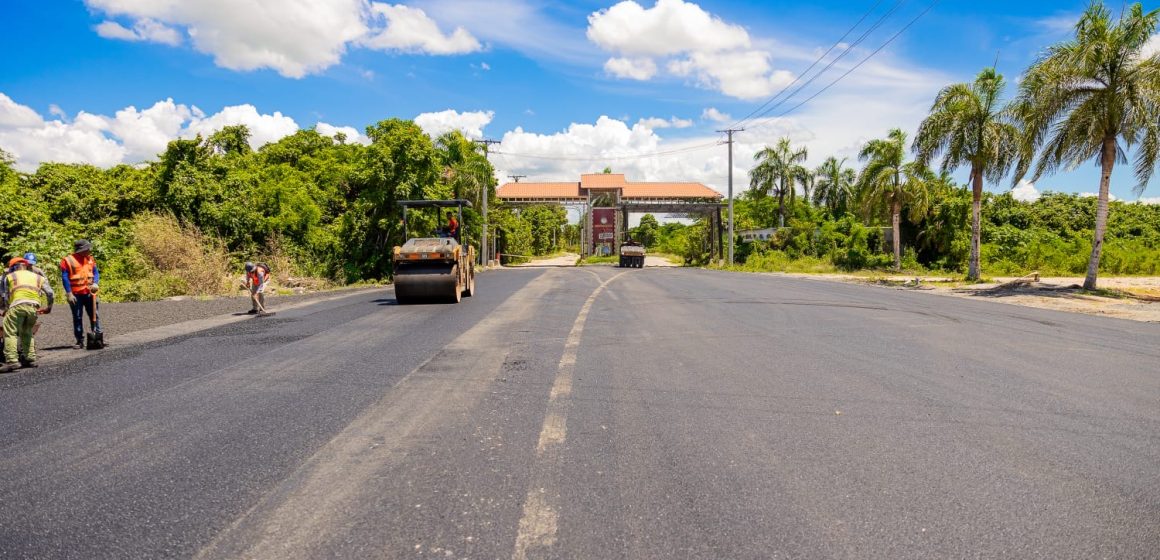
[774,272,1160,323]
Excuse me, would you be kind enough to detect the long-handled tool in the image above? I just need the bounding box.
[241,282,274,317]
[85,293,105,350]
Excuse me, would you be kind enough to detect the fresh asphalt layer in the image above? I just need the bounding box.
[0,267,1156,559]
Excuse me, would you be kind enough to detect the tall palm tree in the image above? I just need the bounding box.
[913,67,1021,280]
[857,129,933,269]
[813,156,856,215]
[1012,2,1160,290]
[750,137,809,227]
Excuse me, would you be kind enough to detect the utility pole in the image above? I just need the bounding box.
[474,139,501,265]
[508,174,526,183]
[717,128,743,265]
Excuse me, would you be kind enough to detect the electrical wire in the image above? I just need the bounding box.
[746,0,940,135]
[733,0,910,130]
[730,0,888,129]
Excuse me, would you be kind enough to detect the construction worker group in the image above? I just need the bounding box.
[1,240,274,373]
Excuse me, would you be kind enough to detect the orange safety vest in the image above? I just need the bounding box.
[63,254,95,294]
[247,265,269,286]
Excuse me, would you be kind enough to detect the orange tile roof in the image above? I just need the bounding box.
[497,182,582,199]
[580,173,627,188]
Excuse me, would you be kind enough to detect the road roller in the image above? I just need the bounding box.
[392,199,477,304]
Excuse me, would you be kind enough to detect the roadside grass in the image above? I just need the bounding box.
[577,255,619,266]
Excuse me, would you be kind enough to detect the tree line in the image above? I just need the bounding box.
[734,2,1160,287]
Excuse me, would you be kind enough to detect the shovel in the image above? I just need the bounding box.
[85,293,105,350]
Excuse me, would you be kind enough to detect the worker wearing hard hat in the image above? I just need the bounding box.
[0,257,54,372]
[60,239,102,349]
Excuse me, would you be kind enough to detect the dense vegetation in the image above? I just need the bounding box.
[2,1,1156,299]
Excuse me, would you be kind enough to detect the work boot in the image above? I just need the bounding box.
[0,362,20,374]
[20,359,38,369]
[247,309,259,315]
[73,341,84,349]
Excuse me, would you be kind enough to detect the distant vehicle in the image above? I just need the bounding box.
[619,239,646,268]
[392,199,476,304]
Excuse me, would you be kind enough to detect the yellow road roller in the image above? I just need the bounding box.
[392,199,477,304]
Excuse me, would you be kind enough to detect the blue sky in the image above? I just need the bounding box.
[1,0,1157,203]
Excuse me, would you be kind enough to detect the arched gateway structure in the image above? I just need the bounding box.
[497,173,726,259]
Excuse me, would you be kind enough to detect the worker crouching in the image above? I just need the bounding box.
[0,257,54,372]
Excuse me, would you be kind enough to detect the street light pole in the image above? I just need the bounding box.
[474,139,500,265]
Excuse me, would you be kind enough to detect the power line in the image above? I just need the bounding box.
[747,0,940,134]
[730,0,888,129]
[734,0,910,130]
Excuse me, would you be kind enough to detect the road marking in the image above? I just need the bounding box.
[512,270,625,560]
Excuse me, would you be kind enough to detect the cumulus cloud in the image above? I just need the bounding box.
[636,116,694,129]
[604,57,657,80]
[1080,191,1119,201]
[587,0,794,99]
[316,122,369,144]
[95,18,182,45]
[1012,179,1040,202]
[1136,196,1160,205]
[84,0,478,78]
[414,109,494,139]
[1141,34,1160,59]
[701,107,731,122]
[362,4,481,55]
[0,92,362,170]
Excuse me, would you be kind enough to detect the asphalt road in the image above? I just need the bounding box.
[0,266,1157,559]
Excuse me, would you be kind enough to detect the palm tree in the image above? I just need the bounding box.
[813,156,856,215]
[1012,2,1160,290]
[913,67,1021,280]
[857,129,933,269]
[750,137,809,227]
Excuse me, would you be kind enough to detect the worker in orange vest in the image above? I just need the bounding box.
[0,257,54,372]
[244,262,271,314]
[60,239,102,349]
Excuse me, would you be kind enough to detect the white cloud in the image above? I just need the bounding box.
[1012,179,1040,202]
[316,122,369,145]
[1080,191,1119,201]
[85,0,482,78]
[636,116,694,129]
[105,99,194,161]
[183,104,299,149]
[1136,197,1160,205]
[414,109,494,139]
[86,0,369,77]
[701,107,731,122]
[587,0,749,56]
[587,0,794,99]
[604,57,657,80]
[362,4,481,55]
[0,92,361,170]
[0,93,45,128]
[95,18,182,45]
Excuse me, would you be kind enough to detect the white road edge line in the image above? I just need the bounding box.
[512,270,626,560]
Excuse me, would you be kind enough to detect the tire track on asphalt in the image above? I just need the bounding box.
[193,270,563,560]
[511,270,627,560]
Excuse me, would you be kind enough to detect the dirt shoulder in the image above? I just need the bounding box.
[773,272,1160,323]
